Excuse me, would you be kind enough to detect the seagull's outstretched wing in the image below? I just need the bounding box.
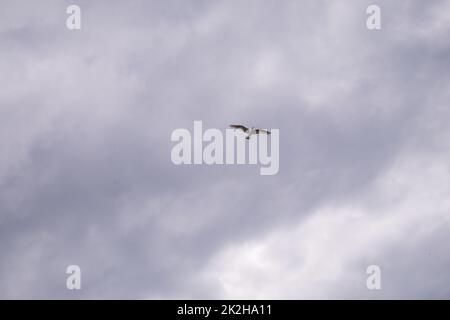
[255,129,271,134]
[230,125,249,132]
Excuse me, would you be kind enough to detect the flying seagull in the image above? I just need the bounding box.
[230,125,271,139]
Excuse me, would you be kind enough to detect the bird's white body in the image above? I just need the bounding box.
[247,127,256,139]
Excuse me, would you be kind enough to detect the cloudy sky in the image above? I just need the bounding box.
[1,0,450,299]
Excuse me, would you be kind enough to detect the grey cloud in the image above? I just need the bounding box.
[0,0,449,298]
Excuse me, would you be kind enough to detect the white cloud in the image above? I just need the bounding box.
[206,150,450,298]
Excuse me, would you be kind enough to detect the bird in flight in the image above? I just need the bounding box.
[230,125,271,139]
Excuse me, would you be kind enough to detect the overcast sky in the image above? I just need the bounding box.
[1,0,450,299]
